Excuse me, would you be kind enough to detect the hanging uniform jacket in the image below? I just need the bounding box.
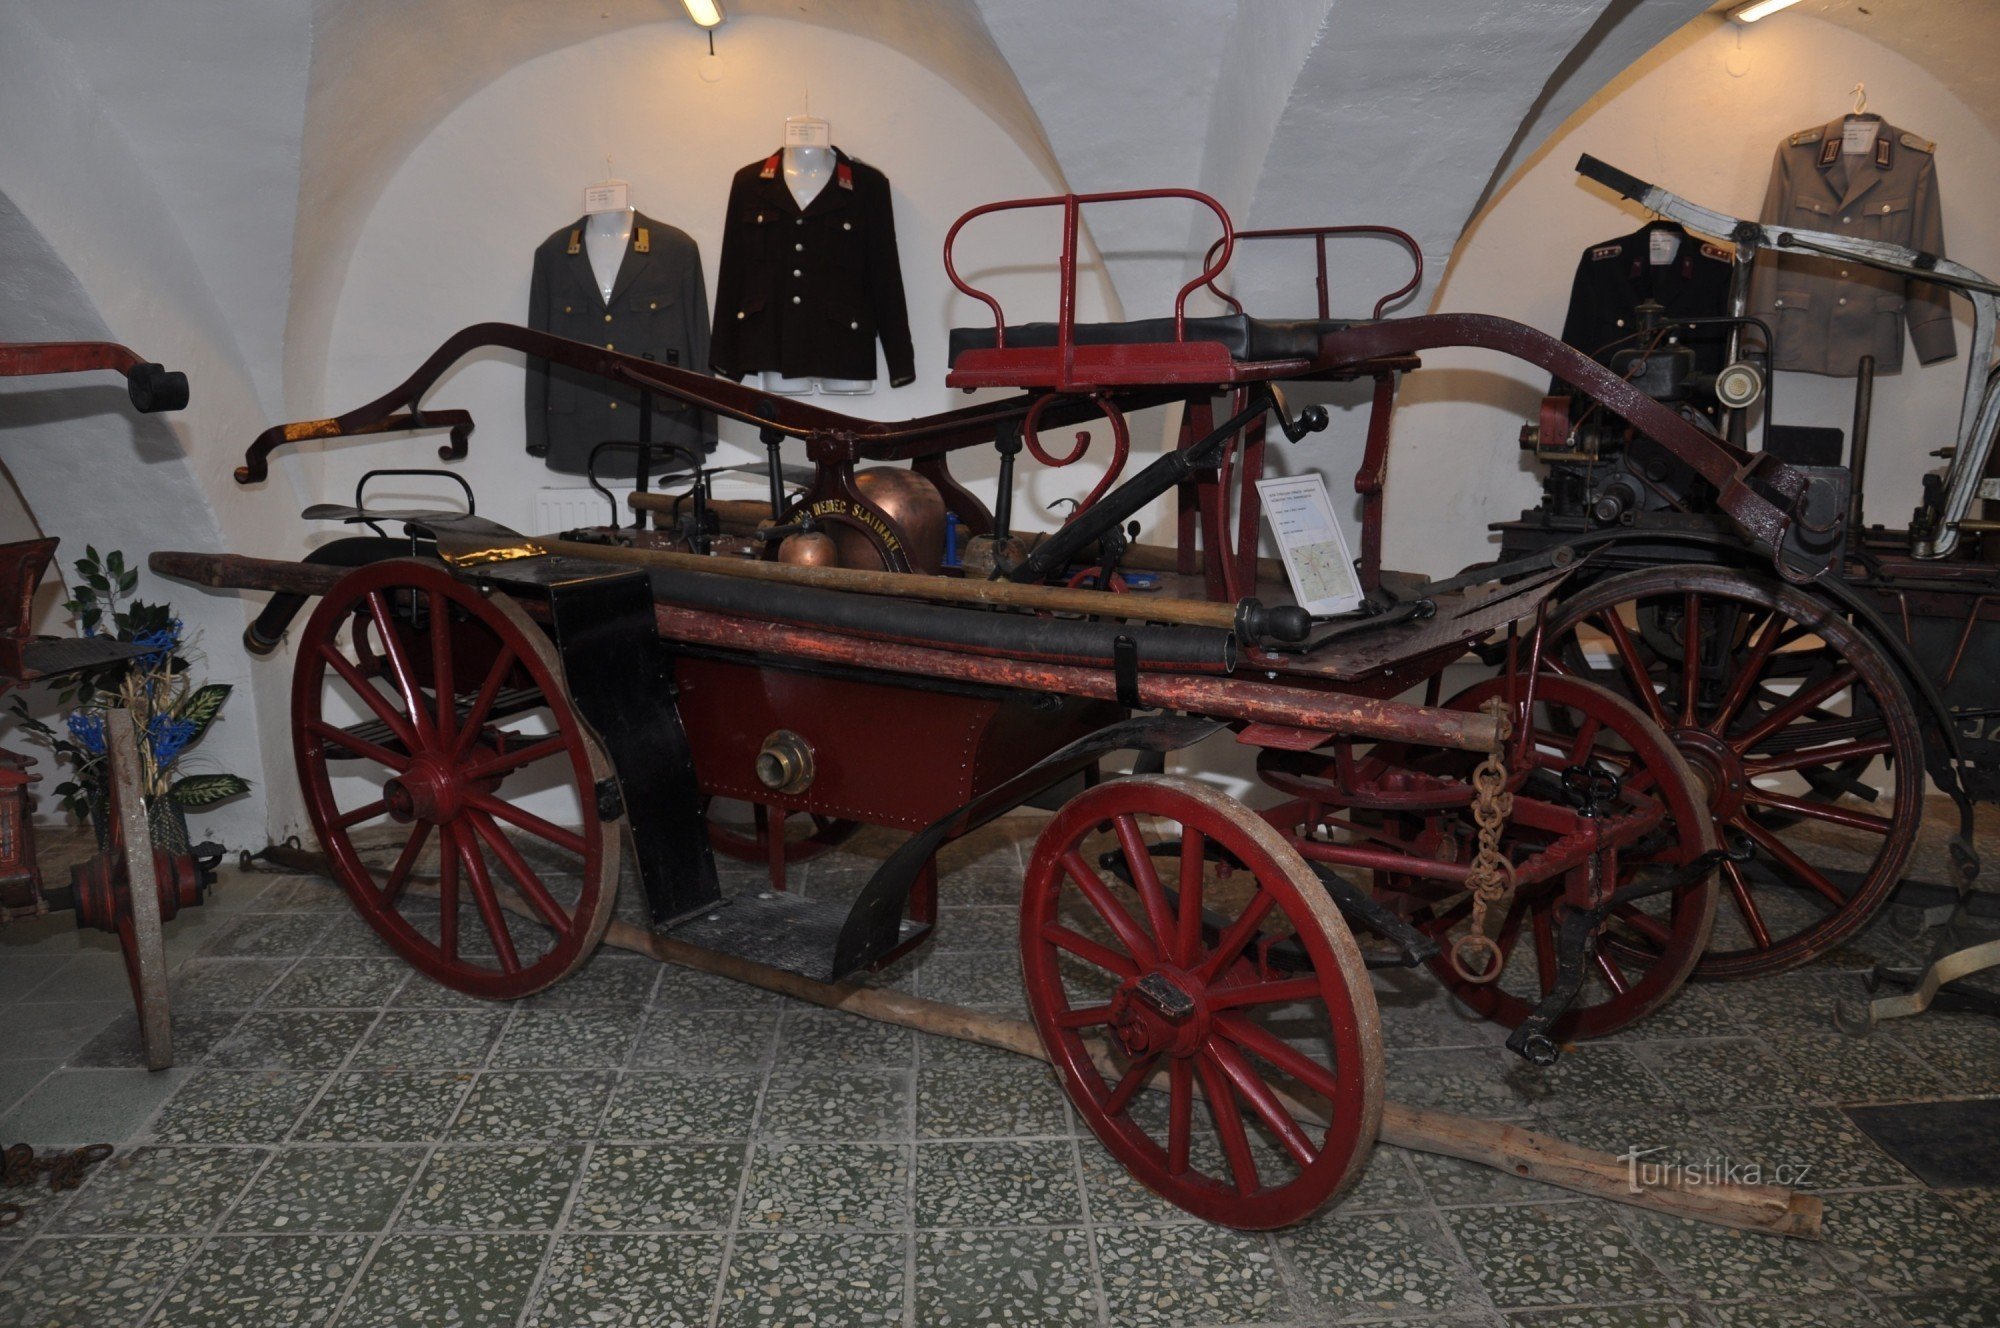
[525,212,714,477]
[710,148,915,387]
[1552,222,1734,395]
[1751,117,1956,376]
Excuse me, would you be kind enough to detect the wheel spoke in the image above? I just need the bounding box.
[1591,947,1630,997]
[319,644,421,751]
[1195,1050,1260,1196]
[1213,1012,1344,1104]
[366,592,437,747]
[1743,736,1894,776]
[1208,977,1323,1011]
[1729,667,1859,753]
[306,718,410,772]
[1733,815,1848,908]
[465,792,587,856]
[1061,851,1159,967]
[334,799,388,831]
[1176,826,1207,968]
[1711,608,1786,733]
[451,647,519,761]
[1041,923,1140,979]
[1680,592,1701,727]
[437,823,460,964]
[380,822,433,908]
[1596,611,1669,728]
[455,830,523,974]
[465,811,577,933]
[1207,1037,1317,1169]
[1568,716,1603,764]
[1167,1058,1193,1177]
[1609,904,1674,949]
[1721,859,1773,949]
[1195,890,1277,985]
[427,588,456,748]
[1114,815,1177,952]
[1056,1004,1114,1030]
[1101,1051,1159,1118]
[462,735,571,784]
[1743,788,1894,836]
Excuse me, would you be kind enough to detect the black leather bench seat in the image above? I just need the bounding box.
[948,313,1348,367]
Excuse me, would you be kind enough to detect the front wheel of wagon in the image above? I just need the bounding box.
[293,559,620,1000]
[1021,774,1383,1229]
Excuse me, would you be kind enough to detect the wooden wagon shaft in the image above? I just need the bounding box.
[145,550,1506,752]
[361,865,1812,1239]
[539,536,1251,634]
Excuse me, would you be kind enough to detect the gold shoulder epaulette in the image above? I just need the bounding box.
[635,227,651,253]
[1700,241,1732,262]
[1789,126,1824,146]
[566,229,581,255]
[1900,132,1935,154]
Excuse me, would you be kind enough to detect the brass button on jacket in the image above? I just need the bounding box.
[710,148,916,387]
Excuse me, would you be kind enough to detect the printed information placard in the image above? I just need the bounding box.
[1256,472,1364,617]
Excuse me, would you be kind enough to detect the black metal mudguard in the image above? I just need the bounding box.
[830,714,1225,975]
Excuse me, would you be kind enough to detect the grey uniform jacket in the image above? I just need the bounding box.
[526,213,715,477]
[1751,117,1956,377]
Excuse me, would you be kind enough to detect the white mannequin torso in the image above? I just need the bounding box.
[584,208,633,303]
[783,145,834,212]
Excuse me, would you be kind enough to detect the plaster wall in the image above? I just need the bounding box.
[1387,13,2000,578]
[316,18,1139,550]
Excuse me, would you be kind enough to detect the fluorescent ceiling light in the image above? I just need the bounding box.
[1729,0,1804,22]
[683,0,724,27]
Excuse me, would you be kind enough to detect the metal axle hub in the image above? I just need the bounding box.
[1109,968,1207,1058]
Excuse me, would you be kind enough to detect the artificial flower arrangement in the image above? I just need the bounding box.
[9,547,250,847]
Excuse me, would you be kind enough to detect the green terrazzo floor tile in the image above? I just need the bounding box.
[447,1071,612,1142]
[0,1235,197,1328]
[398,1144,585,1231]
[207,1010,375,1071]
[1093,1222,1289,1328]
[337,1232,546,1328]
[718,1230,908,1326]
[294,1072,473,1143]
[1443,1201,1675,1309]
[568,1143,746,1231]
[917,1058,1070,1139]
[630,1010,779,1069]
[264,959,407,1010]
[525,1232,727,1328]
[150,1233,367,1326]
[598,1070,761,1142]
[488,1008,643,1070]
[225,1145,424,1232]
[55,1146,266,1234]
[758,1068,910,1142]
[741,1141,911,1229]
[914,1227,1099,1326]
[348,1010,506,1071]
[1280,1208,1486,1319]
[916,1139,1084,1228]
[147,1069,327,1144]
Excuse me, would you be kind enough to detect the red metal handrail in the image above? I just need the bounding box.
[1199,225,1423,321]
[942,187,1236,380]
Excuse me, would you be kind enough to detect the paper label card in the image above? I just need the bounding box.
[1842,120,1880,155]
[583,181,630,214]
[1257,473,1365,617]
[784,118,832,147]
[1648,230,1680,266]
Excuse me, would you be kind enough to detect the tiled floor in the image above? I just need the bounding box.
[1,812,1996,1328]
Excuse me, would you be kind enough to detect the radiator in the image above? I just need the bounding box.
[534,485,628,533]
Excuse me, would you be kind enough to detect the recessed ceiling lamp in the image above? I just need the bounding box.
[1729,0,1803,22]
[682,0,724,27]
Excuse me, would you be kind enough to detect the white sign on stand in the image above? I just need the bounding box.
[583,180,630,214]
[1256,473,1365,617]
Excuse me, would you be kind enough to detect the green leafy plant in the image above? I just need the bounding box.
[10,547,251,824]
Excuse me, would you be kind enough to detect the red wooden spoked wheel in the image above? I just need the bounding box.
[1375,676,1718,1040]
[293,559,619,999]
[1544,567,1923,981]
[1022,774,1382,1229]
[703,798,861,864]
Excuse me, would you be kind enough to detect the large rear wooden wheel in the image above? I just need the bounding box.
[1021,775,1382,1229]
[1545,567,1922,980]
[293,559,619,999]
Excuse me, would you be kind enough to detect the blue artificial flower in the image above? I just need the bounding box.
[65,711,107,756]
[132,619,183,669]
[147,714,199,768]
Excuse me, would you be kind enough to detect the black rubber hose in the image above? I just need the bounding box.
[244,537,411,655]
[643,567,1237,673]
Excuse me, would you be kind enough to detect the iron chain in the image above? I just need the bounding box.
[1450,698,1517,984]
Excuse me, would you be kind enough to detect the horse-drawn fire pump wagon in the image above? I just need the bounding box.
[152,186,1845,1228]
[1500,157,1996,1009]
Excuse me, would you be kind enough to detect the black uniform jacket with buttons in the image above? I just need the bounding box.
[1552,222,1733,397]
[525,211,714,478]
[1751,117,1955,376]
[710,149,915,387]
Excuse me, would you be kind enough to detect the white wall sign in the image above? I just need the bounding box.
[1256,473,1364,617]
